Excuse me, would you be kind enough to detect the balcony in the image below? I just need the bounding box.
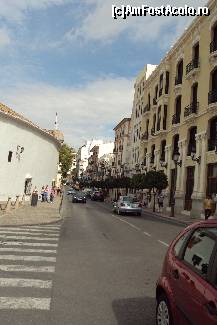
[208,90,217,105]
[159,88,163,97]
[208,139,217,151]
[186,59,200,79]
[151,128,155,136]
[141,131,149,141]
[184,102,199,118]
[172,114,180,125]
[210,40,217,53]
[153,98,157,106]
[144,104,150,115]
[175,75,182,86]
[150,156,154,164]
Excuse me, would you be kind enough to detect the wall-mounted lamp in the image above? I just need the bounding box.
[173,151,182,167]
[191,152,201,164]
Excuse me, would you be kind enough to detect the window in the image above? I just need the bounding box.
[8,151,13,162]
[183,229,216,276]
[165,71,170,94]
[174,230,191,257]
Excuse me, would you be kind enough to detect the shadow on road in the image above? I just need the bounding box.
[112,296,155,325]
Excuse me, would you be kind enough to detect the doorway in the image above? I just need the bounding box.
[184,167,195,211]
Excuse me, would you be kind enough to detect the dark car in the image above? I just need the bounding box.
[156,219,217,325]
[72,191,86,203]
[91,191,104,202]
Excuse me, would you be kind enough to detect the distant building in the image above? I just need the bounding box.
[0,102,62,201]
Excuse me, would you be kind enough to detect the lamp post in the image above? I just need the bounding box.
[170,151,182,218]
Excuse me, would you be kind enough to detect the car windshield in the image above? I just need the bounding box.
[122,197,138,203]
[76,192,85,196]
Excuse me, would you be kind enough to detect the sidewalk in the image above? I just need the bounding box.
[142,208,202,227]
[0,196,63,226]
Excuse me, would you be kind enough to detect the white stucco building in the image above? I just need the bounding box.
[76,140,103,177]
[0,103,62,202]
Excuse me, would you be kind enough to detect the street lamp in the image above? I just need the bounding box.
[170,151,182,218]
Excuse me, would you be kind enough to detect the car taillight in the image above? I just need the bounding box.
[120,203,125,206]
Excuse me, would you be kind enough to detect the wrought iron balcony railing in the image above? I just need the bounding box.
[141,132,149,141]
[172,114,180,125]
[210,40,217,53]
[184,102,199,117]
[175,75,183,86]
[186,58,199,75]
[208,90,217,104]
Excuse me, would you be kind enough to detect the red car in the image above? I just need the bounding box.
[156,220,217,325]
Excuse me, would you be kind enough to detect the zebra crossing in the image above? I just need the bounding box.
[0,224,61,311]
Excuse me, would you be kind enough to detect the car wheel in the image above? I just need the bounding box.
[137,212,141,216]
[156,294,173,325]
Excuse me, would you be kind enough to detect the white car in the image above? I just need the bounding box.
[113,196,142,216]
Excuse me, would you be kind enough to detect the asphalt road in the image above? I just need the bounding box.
[0,195,184,325]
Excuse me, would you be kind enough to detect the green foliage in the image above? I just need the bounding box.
[59,144,74,178]
[143,170,168,192]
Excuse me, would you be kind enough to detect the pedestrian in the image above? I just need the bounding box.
[157,191,164,213]
[41,186,45,202]
[143,194,148,208]
[204,195,213,220]
[50,187,55,203]
[44,185,49,203]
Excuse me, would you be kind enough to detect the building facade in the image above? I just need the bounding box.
[112,118,131,177]
[0,103,62,202]
[134,0,217,218]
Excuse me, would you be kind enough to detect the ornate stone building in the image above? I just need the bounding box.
[134,0,217,218]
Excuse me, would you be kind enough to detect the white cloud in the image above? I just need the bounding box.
[0,77,134,147]
[66,0,208,46]
[0,0,72,22]
[0,27,11,48]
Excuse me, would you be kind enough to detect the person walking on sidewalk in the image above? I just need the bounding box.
[157,191,164,213]
[204,195,213,220]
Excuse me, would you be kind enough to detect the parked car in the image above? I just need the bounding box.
[113,196,142,216]
[156,220,217,325]
[72,191,86,203]
[83,188,93,199]
[66,188,76,195]
[91,191,104,202]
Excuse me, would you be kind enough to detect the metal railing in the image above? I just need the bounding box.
[210,40,217,53]
[184,102,199,117]
[186,58,199,75]
[208,90,217,104]
[172,114,180,125]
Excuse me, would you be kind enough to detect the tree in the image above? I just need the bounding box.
[59,144,74,178]
[143,171,168,212]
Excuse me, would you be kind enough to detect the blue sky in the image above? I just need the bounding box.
[0,0,207,147]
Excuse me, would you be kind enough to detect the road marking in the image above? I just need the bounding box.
[0,231,59,237]
[0,297,51,310]
[0,265,55,273]
[1,242,58,247]
[0,227,59,233]
[0,235,58,241]
[117,218,141,231]
[143,231,151,237]
[0,278,52,288]
[0,248,57,254]
[0,255,56,262]
[158,240,169,247]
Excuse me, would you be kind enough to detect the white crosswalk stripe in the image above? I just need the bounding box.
[0,235,58,241]
[0,224,61,310]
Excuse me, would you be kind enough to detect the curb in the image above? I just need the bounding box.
[0,217,63,227]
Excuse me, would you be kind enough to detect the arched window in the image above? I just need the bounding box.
[210,22,217,53]
[172,96,181,124]
[151,144,155,164]
[208,116,217,151]
[187,126,197,156]
[208,68,217,104]
[172,134,179,157]
[160,140,166,161]
[175,60,183,85]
